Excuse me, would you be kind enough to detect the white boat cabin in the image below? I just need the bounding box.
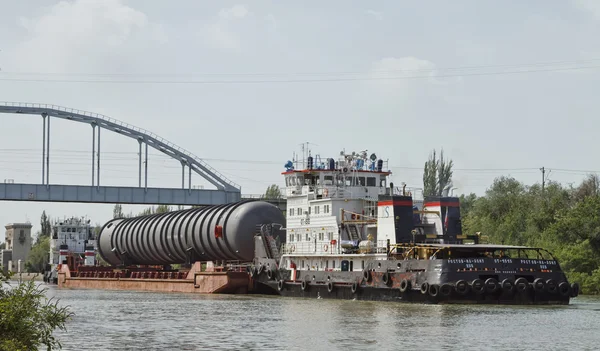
[279,149,445,273]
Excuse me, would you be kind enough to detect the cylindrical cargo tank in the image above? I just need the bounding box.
[97,200,286,266]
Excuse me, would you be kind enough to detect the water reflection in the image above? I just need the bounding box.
[44,286,599,351]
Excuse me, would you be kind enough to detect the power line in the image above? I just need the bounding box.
[2,58,599,78]
[0,65,598,84]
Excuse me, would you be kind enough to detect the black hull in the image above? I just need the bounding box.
[258,280,570,305]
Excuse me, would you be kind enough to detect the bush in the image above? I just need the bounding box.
[0,270,72,350]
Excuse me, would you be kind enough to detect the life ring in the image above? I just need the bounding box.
[323,244,328,252]
[400,279,411,293]
[290,244,296,253]
[323,189,329,196]
[351,281,358,294]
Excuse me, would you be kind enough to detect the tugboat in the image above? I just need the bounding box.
[251,148,580,304]
[44,216,97,284]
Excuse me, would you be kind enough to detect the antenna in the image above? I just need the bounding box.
[299,142,319,169]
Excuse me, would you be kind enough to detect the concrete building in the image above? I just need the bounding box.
[2,223,32,273]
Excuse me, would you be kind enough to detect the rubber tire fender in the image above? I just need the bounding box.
[501,278,514,293]
[420,282,429,295]
[533,278,545,292]
[363,269,371,282]
[439,283,452,296]
[327,281,334,293]
[400,279,411,293]
[301,279,309,291]
[382,272,391,286]
[455,280,469,295]
[277,279,284,291]
[351,281,358,294]
[484,278,499,293]
[570,282,580,297]
[471,279,485,295]
[558,281,570,296]
[429,284,439,297]
[515,277,529,293]
[546,279,557,294]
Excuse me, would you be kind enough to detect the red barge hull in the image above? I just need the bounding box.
[57,261,254,295]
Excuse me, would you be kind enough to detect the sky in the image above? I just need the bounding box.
[0,0,599,240]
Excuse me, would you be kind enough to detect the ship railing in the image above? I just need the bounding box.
[281,242,341,255]
[281,242,388,255]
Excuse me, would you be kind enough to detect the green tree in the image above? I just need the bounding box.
[40,211,51,239]
[423,149,453,196]
[0,270,72,350]
[113,204,124,219]
[438,149,454,195]
[137,205,173,216]
[573,173,600,202]
[263,184,282,200]
[459,193,477,218]
[25,236,50,273]
[460,174,600,294]
[155,205,172,214]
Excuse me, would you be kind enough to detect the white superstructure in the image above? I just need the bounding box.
[49,216,97,268]
[278,148,433,273]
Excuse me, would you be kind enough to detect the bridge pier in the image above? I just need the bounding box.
[145,142,148,191]
[97,126,100,188]
[138,138,143,188]
[92,123,96,186]
[181,161,185,189]
[41,113,46,185]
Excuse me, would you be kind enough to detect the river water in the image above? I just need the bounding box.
[44,285,599,350]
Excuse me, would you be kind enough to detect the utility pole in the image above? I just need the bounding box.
[540,167,545,194]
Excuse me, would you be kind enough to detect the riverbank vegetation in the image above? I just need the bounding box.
[459,175,600,295]
[0,270,72,350]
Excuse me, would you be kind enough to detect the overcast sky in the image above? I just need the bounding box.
[0,0,599,239]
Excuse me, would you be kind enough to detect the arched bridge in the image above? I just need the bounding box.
[0,102,241,205]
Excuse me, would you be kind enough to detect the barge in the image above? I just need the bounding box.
[58,147,580,304]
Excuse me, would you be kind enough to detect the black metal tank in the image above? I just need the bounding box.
[97,200,286,266]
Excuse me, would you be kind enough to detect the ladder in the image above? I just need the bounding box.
[347,224,361,241]
[259,224,282,263]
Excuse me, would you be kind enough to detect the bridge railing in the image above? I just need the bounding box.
[0,101,240,190]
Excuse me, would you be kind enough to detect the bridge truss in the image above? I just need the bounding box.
[0,102,241,205]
